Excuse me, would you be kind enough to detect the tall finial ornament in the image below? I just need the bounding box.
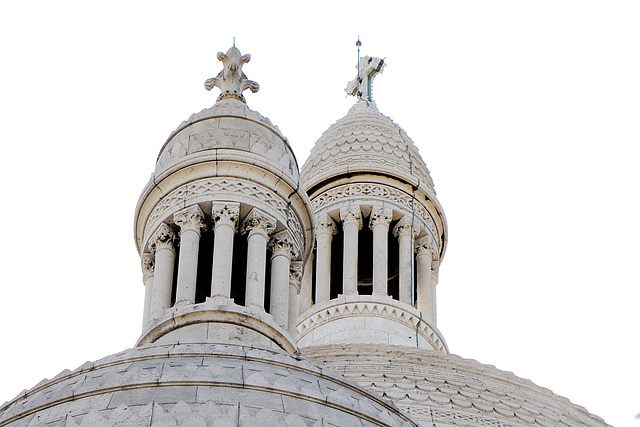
[204,46,259,103]
[345,40,385,102]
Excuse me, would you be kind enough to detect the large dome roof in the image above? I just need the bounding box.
[301,100,435,197]
[0,343,417,427]
[303,344,610,427]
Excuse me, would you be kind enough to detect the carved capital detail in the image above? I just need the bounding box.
[315,214,337,237]
[415,236,434,258]
[393,215,421,238]
[289,261,303,292]
[369,205,393,230]
[241,207,276,237]
[149,223,176,253]
[211,202,240,231]
[142,253,155,281]
[173,205,207,235]
[340,206,362,230]
[269,230,299,260]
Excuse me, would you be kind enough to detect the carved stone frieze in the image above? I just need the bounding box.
[311,182,437,239]
[269,230,299,260]
[173,204,207,234]
[241,207,276,237]
[148,223,176,253]
[211,202,240,231]
[369,205,393,230]
[143,178,303,256]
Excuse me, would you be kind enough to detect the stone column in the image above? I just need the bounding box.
[141,253,154,329]
[314,214,337,303]
[298,252,314,314]
[430,263,439,326]
[241,207,276,308]
[211,202,240,298]
[415,236,436,323]
[269,231,298,329]
[289,260,303,336]
[369,205,393,296]
[149,223,176,320]
[393,216,420,305]
[173,205,206,305]
[340,206,362,295]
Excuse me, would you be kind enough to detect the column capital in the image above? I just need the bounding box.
[340,206,362,230]
[149,223,176,253]
[315,214,337,237]
[241,207,276,237]
[212,202,240,232]
[269,230,299,260]
[142,252,155,282]
[369,205,393,230]
[289,260,303,293]
[393,215,421,238]
[174,204,207,235]
[415,235,435,258]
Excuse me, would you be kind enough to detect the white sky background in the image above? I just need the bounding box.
[0,1,638,426]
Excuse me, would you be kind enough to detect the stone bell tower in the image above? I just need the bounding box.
[298,54,449,352]
[133,46,314,353]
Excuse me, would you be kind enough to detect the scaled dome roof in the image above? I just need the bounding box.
[301,100,434,197]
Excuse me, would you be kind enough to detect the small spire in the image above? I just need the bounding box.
[345,39,385,102]
[204,46,259,103]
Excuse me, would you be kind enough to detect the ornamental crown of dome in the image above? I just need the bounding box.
[300,98,435,197]
[301,54,435,197]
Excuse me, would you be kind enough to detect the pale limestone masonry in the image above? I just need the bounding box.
[0,46,611,427]
[0,344,416,427]
[303,344,609,427]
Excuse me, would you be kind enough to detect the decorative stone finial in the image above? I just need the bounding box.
[204,46,260,103]
[345,55,385,102]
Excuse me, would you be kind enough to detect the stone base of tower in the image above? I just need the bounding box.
[136,296,298,354]
[296,294,448,353]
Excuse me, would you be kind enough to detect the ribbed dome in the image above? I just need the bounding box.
[156,98,299,183]
[301,100,434,197]
[0,343,417,427]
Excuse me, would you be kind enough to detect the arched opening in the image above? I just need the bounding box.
[330,225,344,299]
[195,227,214,303]
[358,214,373,295]
[230,231,248,306]
[387,219,400,300]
